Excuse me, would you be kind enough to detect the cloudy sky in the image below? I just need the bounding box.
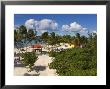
[14,14,97,36]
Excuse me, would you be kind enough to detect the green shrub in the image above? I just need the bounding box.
[49,48,97,76]
[21,52,38,71]
[49,50,59,57]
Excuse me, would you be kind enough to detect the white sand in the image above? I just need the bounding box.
[14,54,57,76]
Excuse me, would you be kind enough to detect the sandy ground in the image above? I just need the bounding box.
[14,54,57,76]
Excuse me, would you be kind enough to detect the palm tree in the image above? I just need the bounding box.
[19,25,27,38]
[74,33,81,47]
[19,25,28,46]
[74,38,80,48]
[27,29,36,48]
[17,25,36,52]
[49,32,56,46]
[76,33,80,39]
[80,36,88,48]
[27,29,35,39]
[14,29,23,48]
[41,32,49,43]
[14,28,24,61]
[50,32,55,38]
[19,25,27,33]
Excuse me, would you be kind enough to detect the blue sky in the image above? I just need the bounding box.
[14,14,97,36]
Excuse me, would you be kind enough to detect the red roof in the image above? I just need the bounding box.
[32,44,42,48]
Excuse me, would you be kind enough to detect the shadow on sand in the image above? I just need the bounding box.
[33,65,46,72]
[23,66,46,76]
[24,73,40,76]
[14,63,25,67]
[37,51,48,56]
[14,62,47,76]
[14,62,46,71]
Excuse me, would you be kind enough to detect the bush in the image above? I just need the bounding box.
[21,52,38,71]
[49,48,97,76]
[49,50,59,57]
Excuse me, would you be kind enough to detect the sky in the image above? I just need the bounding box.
[14,14,97,36]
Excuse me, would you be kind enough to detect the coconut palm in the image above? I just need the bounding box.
[80,36,88,48]
[41,32,49,42]
[74,33,81,47]
[19,25,27,35]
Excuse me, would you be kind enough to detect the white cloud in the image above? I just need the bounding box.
[80,28,88,33]
[40,30,47,34]
[62,25,70,31]
[38,19,58,30]
[25,19,58,33]
[70,22,82,31]
[14,25,20,30]
[51,22,58,30]
[25,19,36,29]
[25,19,89,36]
[36,29,47,34]
[82,28,87,30]
[62,22,87,32]
[93,30,97,33]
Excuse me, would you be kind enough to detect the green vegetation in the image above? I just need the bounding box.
[14,25,37,71]
[41,32,60,45]
[49,33,97,76]
[14,25,36,49]
[21,52,38,71]
[41,32,89,48]
[14,25,97,76]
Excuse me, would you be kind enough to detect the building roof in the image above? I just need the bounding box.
[32,44,42,48]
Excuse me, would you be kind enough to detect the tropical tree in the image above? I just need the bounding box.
[76,33,80,39]
[27,29,35,39]
[48,32,56,45]
[27,29,36,46]
[14,25,38,71]
[87,32,97,49]
[14,29,24,49]
[74,38,80,48]
[75,33,81,47]
[14,30,19,46]
[80,36,88,48]
[62,35,71,43]
[55,35,61,45]
[19,25,27,40]
[50,32,55,38]
[41,32,49,42]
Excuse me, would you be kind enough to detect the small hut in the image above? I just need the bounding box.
[32,44,42,53]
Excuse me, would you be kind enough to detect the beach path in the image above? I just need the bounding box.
[14,54,57,76]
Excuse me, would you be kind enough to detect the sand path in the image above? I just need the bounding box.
[14,54,57,76]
